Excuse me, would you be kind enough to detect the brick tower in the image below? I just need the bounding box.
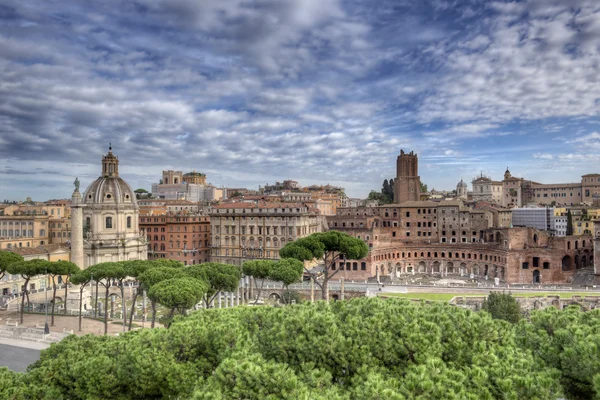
[394,149,421,203]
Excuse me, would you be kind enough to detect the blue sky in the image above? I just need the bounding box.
[0,0,599,201]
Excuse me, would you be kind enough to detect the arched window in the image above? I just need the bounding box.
[105,217,112,229]
[127,216,132,228]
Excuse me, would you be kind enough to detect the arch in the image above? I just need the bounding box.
[269,293,281,302]
[446,262,454,274]
[567,241,571,250]
[418,261,426,273]
[432,261,440,273]
[533,270,541,284]
[581,255,587,267]
[533,234,538,244]
[472,265,479,276]
[575,241,579,250]
[561,255,573,271]
[459,263,467,276]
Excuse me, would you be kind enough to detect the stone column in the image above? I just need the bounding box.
[70,189,85,269]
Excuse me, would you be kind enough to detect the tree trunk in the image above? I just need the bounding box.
[94,281,99,318]
[51,276,57,326]
[104,284,109,335]
[64,276,69,315]
[253,279,265,305]
[78,285,84,332]
[151,299,157,328]
[121,285,126,333]
[128,290,139,331]
[19,278,29,324]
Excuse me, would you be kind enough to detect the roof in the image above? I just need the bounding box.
[212,202,308,209]
[10,244,69,256]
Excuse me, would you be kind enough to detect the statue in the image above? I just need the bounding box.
[74,177,80,191]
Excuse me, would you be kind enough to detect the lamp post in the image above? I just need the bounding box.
[44,267,49,335]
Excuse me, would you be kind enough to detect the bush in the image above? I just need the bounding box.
[482,291,522,323]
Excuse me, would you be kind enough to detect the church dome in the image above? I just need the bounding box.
[82,146,137,206]
[457,179,468,188]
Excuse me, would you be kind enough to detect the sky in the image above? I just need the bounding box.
[0,0,599,201]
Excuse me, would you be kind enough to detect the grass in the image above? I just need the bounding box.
[381,291,600,302]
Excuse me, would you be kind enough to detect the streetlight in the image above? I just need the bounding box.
[44,267,49,335]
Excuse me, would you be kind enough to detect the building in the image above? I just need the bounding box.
[323,149,593,285]
[512,207,554,232]
[394,150,421,203]
[471,174,503,203]
[71,146,147,268]
[140,213,210,265]
[209,202,326,266]
[152,170,226,203]
[456,179,468,199]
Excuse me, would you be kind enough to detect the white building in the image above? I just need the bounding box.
[73,146,147,268]
[151,170,225,203]
[511,207,554,232]
[471,174,503,204]
[553,215,568,237]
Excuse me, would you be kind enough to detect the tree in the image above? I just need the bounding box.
[243,260,275,304]
[147,277,208,327]
[6,259,49,324]
[123,260,154,330]
[10,298,566,399]
[280,231,369,301]
[231,191,243,198]
[269,258,304,304]
[185,263,241,308]
[45,260,79,326]
[566,209,573,236]
[419,181,428,193]
[57,261,79,316]
[87,262,127,335]
[0,250,23,281]
[70,269,93,332]
[138,266,185,327]
[482,292,522,324]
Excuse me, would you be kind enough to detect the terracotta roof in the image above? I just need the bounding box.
[10,244,69,256]
[212,202,307,209]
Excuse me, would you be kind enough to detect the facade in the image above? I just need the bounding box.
[456,179,468,199]
[73,146,147,268]
[140,213,210,265]
[152,170,225,202]
[471,174,503,203]
[0,216,50,250]
[394,150,421,203]
[209,202,326,266]
[512,207,554,232]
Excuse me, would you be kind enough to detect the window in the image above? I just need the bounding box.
[106,217,113,229]
[127,216,132,229]
[522,262,529,269]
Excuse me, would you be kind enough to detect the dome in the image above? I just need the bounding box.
[457,179,468,188]
[83,176,137,205]
[82,145,137,206]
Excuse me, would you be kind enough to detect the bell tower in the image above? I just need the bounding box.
[102,143,119,177]
[394,149,421,203]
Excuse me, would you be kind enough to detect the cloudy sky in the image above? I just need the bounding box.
[1,0,599,201]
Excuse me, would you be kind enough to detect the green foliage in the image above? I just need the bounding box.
[1,298,573,399]
[515,306,600,400]
[419,181,428,193]
[0,250,23,279]
[482,292,522,324]
[148,277,208,326]
[280,232,368,300]
[185,262,241,306]
[243,260,273,280]
[269,259,304,286]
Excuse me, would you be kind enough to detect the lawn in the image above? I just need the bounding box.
[381,291,600,302]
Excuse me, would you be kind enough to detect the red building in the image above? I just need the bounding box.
[140,213,210,265]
